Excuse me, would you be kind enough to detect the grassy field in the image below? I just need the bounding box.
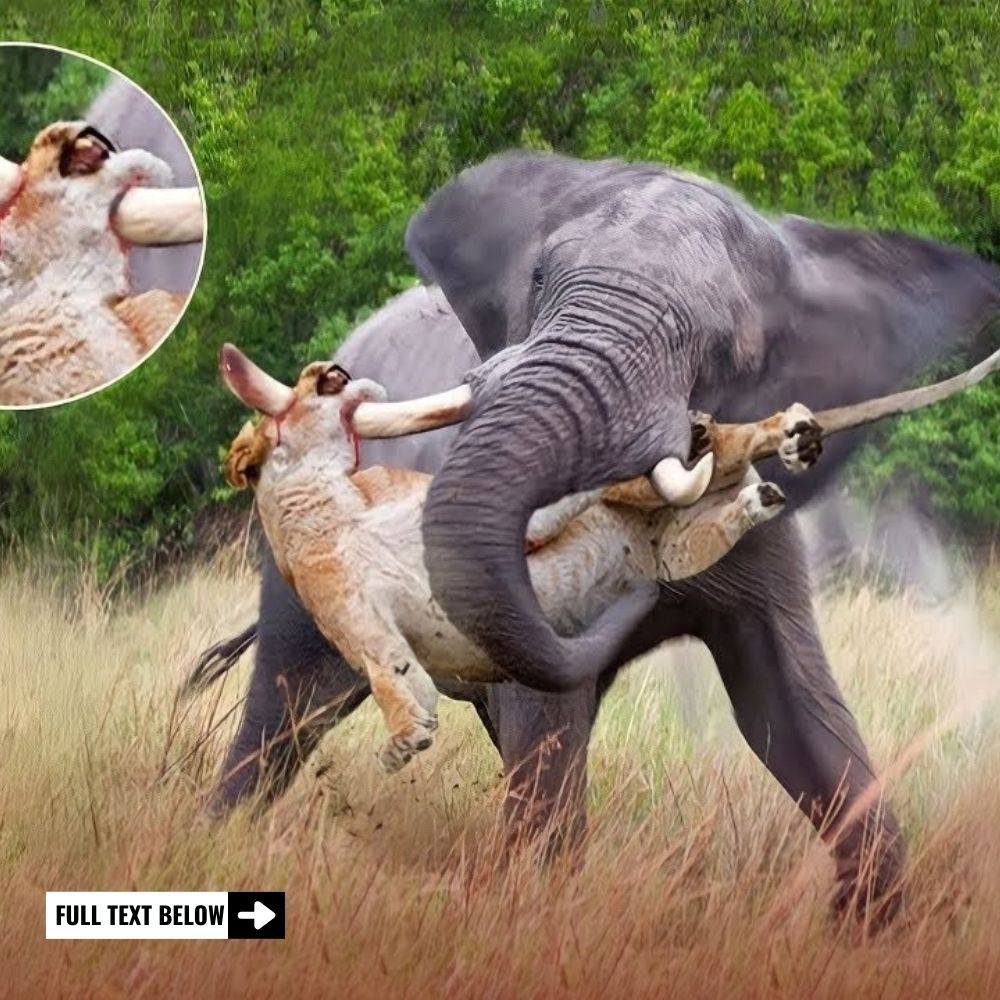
[2,547,1000,998]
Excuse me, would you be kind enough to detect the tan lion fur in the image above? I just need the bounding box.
[222,357,810,771]
[0,122,186,406]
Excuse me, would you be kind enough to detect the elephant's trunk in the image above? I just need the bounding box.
[422,338,692,691]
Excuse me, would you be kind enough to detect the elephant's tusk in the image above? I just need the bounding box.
[219,343,296,416]
[114,186,204,245]
[650,452,714,507]
[352,384,474,439]
[0,154,22,204]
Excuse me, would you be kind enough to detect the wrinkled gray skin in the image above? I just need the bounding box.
[408,153,1000,693]
[87,76,201,294]
[199,153,999,925]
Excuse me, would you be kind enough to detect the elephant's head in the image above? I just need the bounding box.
[394,153,1000,692]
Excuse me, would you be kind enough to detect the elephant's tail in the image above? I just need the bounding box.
[183,623,259,697]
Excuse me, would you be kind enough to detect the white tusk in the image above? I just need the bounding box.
[114,186,204,245]
[0,154,22,204]
[651,452,714,507]
[219,343,296,416]
[352,384,474,439]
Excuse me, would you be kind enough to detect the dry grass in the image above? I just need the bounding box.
[2,550,1000,998]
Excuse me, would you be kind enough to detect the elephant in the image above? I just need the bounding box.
[406,153,1000,691]
[194,153,999,923]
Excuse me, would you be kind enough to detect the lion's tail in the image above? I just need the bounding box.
[183,623,258,697]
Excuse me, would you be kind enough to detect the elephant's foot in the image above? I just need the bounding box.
[830,828,907,929]
[779,403,823,472]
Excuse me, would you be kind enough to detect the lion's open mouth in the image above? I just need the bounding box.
[59,125,117,178]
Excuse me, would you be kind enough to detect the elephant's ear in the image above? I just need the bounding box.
[771,217,1000,409]
[405,152,635,360]
[729,216,1000,502]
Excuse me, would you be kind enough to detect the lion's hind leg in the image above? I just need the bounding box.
[525,489,606,552]
[656,474,786,581]
[711,402,823,482]
[297,580,439,774]
[359,637,439,774]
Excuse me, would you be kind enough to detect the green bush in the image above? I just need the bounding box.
[0,0,997,575]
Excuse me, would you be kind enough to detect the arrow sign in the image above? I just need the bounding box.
[226,891,284,938]
[237,900,276,930]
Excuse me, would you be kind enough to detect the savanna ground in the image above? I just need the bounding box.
[2,541,1000,998]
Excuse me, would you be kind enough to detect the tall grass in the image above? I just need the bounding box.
[2,553,1000,998]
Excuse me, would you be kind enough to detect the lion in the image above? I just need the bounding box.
[0,122,193,406]
[217,341,998,771]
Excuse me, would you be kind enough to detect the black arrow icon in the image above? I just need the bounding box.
[227,892,285,939]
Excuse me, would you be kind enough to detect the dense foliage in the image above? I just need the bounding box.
[0,1,997,572]
[0,46,107,158]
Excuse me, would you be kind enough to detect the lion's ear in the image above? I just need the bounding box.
[224,419,267,490]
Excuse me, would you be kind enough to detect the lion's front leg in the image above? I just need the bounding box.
[568,404,824,523]
[603,409,771,509]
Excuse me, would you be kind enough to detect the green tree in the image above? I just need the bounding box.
[0,0,997,576]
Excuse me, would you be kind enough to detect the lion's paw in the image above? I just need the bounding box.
[738,481,786,525]
[779,403,822,472]
[688,410,716,462]
[377,718,437,774]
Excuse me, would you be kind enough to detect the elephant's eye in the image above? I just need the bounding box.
[531,265,544,289]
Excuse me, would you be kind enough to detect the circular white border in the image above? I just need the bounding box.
[0,40,208,411]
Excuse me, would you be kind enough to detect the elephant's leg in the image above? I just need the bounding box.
[209,547,369,816]
[689,524,905,922]
[485,681,597,861]
[471,694,501,752]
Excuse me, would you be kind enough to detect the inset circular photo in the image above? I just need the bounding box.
[0,42,205,408]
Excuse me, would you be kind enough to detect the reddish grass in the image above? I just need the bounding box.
[2,556,999,998]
